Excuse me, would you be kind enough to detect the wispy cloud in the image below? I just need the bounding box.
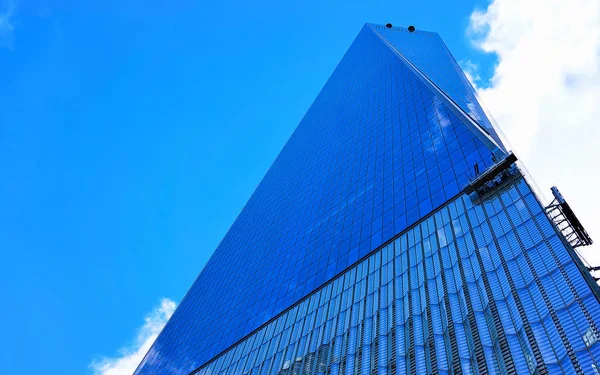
[90,298,176,375]
[467,0,600,266]
[459,59,482,87]
[0,0,19,48]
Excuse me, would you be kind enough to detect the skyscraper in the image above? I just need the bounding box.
[135,23,600,375]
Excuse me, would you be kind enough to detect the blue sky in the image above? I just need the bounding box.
[2,1,599,375]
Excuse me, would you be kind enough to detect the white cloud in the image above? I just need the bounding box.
[90,298,176,375]
[467,0,600,269]
[460,59,482,87]
[0,0,18,48]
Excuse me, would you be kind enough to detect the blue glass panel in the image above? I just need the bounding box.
[369,24,504,148]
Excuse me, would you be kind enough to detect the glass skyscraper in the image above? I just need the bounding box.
[134,23,600,375]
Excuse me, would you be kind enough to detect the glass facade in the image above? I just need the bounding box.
[135,24,600,375]
[368,25,504,147]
